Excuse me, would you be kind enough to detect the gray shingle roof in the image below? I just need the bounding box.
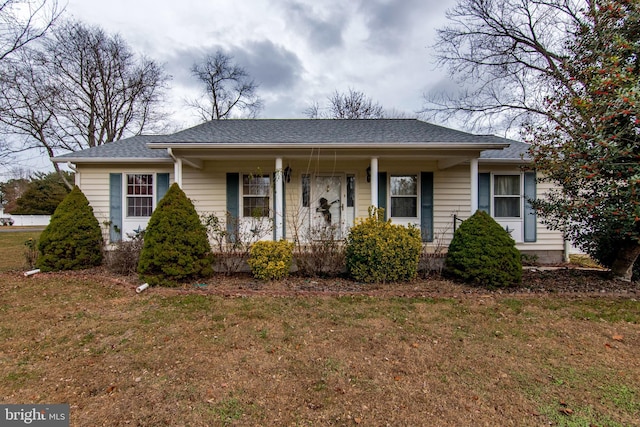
[53,135,171,161]
[478,135,531,160]
[152,119,506,145]
[52,119,529,162]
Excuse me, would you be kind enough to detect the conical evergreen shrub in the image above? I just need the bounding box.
[445,210,522,288]
[138,183,214,286]
[37,186,103,271]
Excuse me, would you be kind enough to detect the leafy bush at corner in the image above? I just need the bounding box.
[445,210,522,288]
[138,183,214,286]
[37,186,103,271]
[587,234,639,281]
[248,240,295,280]
[345,208,422,283]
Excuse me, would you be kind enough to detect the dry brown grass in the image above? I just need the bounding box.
[1,269,639,426]
[0,229,41,272]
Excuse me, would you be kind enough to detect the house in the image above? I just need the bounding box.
[52,119,565,263]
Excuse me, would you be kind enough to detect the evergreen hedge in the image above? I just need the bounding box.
[37,186,103,271]
[138,183,214,286]
[445,210,522,288]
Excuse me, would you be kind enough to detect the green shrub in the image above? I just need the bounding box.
[37,186,103,271]
[345,207,422,283]
[248,240,295,280]
[583,233,639,280]
[445,210,522,288]
[138,183,214,286]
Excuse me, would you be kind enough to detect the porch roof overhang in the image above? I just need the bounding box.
[50,157,173,164]
[150,142,511,170]
[147,141,509,151]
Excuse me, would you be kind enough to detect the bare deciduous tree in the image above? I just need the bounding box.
[0,0,62,62]
[305,88,386,119]
[0,20,170,187]
[421,0,586,133]
[0,0,62,165]
[189,51,263,121]
[425,0,640,280]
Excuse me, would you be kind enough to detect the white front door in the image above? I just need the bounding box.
[312,175,343,238]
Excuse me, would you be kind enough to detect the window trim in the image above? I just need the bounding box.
[125,173,154,218]
[241,174,271,218]
[389,174,419,219]
[492,173,522,219]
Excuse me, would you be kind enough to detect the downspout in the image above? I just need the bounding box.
[563,233,571,263]
[167,148,182,188]
[66,162,80,187]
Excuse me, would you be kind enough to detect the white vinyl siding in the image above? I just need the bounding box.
[73,159,565,254]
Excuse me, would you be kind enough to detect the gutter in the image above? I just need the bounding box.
[146,142,511,150]
[478,158,532,164]
[50,157,173,164]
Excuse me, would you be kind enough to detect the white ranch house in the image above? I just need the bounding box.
[52,119,565,263]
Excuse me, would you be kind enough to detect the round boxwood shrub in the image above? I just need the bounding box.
[248,240,295,280]
[445,210,522,288]
[345,207,422,283]
[37,186,103,271]
[138,183,214,286]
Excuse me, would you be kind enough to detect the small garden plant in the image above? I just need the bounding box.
[37,186,103,271]
[201,211,272,275]
[24,237,38,269]
[345,207,422,283]
[248,240,295,280]
[104,228,145,275]
[445,210,522,288]
[138,183,214,286]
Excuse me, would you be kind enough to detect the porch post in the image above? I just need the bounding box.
[470,157,478,214]
[274,157,284,240]
[370,157,378,207]
[175,158,183,188]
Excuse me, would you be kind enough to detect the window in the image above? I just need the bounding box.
[302,174,310,208]
[346,175,355,208]
[390,175,417,217]
[243,174,270,217]
[494,175,521,217]
[127,174,153,217]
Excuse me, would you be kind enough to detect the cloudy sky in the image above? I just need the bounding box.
[3,0,460,177]
[67,0,456,127]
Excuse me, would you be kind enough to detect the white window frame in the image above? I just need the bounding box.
[126,173,154,218]
[241,174,271,218]
[492,174,522,219]
[390,174,419,219]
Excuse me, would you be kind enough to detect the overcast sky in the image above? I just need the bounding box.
[68,0,456,126]
[3,0,460,177]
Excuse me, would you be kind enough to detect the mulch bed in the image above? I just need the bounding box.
[40,266,640,299]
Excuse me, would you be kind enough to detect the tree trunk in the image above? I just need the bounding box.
[610,243,640,282]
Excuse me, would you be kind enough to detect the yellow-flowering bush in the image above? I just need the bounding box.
[248,240,295,280]
[345,207,422,283]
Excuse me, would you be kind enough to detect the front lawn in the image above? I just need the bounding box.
[1,271,638,426]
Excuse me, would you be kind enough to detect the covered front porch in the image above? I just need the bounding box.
[164,146,490,244]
